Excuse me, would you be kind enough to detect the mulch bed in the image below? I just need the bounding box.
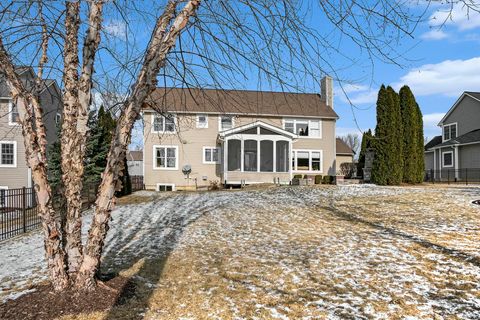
[0,276,135,320]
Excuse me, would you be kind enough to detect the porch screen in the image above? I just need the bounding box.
[244,140,258,172]
[228,139,241,171]
[276,141,289,172]
[260,140,273,172]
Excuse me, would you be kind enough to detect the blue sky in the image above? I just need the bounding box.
[70,1,480,148]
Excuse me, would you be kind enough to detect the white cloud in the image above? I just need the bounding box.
[104,20,127,38]
[429,3,480,30]
[393,57,480,97]
[423,112,445,138]
[420,29,449,40]
[336,84,378,105]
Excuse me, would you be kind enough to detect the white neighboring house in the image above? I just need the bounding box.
[127,150,143,176]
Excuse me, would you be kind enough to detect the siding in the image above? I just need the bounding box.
[336,155,354,173]
[459,144,480,168]
[424,152,434,171]
[143,112,336,189]
[442,95,480,136]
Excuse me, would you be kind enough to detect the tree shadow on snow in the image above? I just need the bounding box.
[97,192,213,320]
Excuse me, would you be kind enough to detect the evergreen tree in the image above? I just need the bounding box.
[414,102,425,183]
[47,134,63,191]
[371,85,390,185]
[387,86,403,185]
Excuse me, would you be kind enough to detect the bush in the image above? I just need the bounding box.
[314,175,322,184]
[322,175,334,184]
[208,180,220,191]
[293,174,303,179]
[340,162,356,178]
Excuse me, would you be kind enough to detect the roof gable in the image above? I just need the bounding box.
[336,138,354,155]
[218,121,298,139]
[439,92,480,126]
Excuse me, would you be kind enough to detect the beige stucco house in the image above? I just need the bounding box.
[142,77,341,191]
[0,67,62,191]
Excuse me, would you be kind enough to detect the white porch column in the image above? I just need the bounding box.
[240,138,244,172]
[273,141,277,173]
[257,139,260,172]
[224,140,228,183]
[289,141,293,180]
[433,148,436,180]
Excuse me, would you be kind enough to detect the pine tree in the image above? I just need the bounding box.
[371,85,390,185]
[387,86,403,185]
[414,102,425,183]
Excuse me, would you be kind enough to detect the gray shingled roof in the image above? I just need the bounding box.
[430,129,480,149]
[465,91,480,100]
[425,135,442,150]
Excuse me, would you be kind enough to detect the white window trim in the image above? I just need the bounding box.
[156,183,176,192]
[442,150,454,168]
[442,122,457,142]
[8,101,20,126]
[0,141,17,168]
[283,118,322,139]
[218,115,235,131]
[151,113,176,134]
[203,146,220,164]
[153,145,179,171]
[196,114,208,128]
[292,149,323,173]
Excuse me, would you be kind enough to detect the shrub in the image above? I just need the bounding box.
[293,174,303,179]
[322,175,334,184]
[208,180,220,191]
[340,162,356,178]
[314,175,322,184]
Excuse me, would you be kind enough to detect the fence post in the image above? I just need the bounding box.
[22,187,27,233]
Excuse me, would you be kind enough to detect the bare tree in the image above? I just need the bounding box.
[0,0,472,291]
[339,133,361,157]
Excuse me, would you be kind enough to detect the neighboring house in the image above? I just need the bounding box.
[126,150,143,176]
[335,138,355,173]
[0,66,62,191]
[424,91,480,181]
[142,77,341,191]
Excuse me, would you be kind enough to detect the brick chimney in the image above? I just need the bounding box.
[321,76,333,109]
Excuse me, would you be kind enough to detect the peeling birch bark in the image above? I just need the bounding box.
[0,39,69,291]
[76,0,201,289]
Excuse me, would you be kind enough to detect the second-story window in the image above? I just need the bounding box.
[9,102,20,125]
[196,114,208,128]
[443,123,457,141]
[284,119,321,137]
[0,141,16,167]
[219,116,234,131]
[153,114,175,133]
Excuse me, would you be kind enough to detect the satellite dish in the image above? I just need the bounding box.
[182,165,192,176]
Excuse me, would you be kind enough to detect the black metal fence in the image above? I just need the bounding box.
[131,175,144,191]
[425,169,480,185]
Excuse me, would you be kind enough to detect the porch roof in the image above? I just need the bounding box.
[218,121,298,139]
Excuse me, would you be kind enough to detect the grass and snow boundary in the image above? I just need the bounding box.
[1,185,479,319]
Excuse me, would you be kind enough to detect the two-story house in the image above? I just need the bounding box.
[0,66,62,190]
[142,77,342,191]
[424,91,480,181]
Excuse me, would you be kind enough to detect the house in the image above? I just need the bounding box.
[142,77,339,191]
[335,138,355,173]
[0,67,62,190]
[424,91,480,181]
[126,150,143,176]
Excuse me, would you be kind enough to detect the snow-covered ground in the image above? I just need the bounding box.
[1,185,479,319]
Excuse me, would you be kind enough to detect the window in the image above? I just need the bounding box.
[153,146,178,170]
[203,147,220,164]
[284,119,321,138]
[55,113,61,125]
[292,150,322,172]
[443,123,457,141]
[244,140,258,172]
[219,116,234,131]
[227,139,241,171]
[152,114,175,133]
[196,114,208,128]
[0,142,16,167]
[157,184,175,192]
[260,140,273,172]
[9,102,20,125]
[443,151,453,168]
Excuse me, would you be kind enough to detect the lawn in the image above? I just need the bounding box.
[1,185,480,319]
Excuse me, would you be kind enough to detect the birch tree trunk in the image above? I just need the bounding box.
[0,40,69,291]
[76,0,201,289]
[61,0,104,276]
